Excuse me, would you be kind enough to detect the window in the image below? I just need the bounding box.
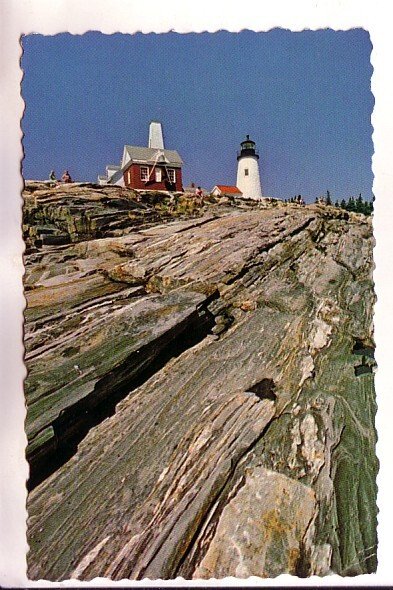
[140,166,149,182]
[155,168,162,182]
[245,168,249,176]
[167,168,176,183]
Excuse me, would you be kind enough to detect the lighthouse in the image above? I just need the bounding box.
[236,135,263,200]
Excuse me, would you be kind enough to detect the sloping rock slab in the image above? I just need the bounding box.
[25,201,377,580]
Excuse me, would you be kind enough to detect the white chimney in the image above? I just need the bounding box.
[148,121,165,149]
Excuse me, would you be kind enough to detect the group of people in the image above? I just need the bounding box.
[284,194,305,205]
[48,170,72,184]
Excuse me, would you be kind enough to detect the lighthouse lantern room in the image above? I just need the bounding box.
[236,135,263,200]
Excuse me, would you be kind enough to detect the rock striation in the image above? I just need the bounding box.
[24,185,377,580]
[23,181,205,250]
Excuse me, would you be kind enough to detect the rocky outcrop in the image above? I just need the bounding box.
[22,181,210,250]
[24,186,377,580]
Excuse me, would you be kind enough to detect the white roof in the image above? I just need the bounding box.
[124,145,183,167]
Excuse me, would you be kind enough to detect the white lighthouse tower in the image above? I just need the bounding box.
[236,135,263,200]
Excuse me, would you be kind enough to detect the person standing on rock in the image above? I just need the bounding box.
[48,170,57,185]
[61,170,72,183]
[195,186,204,205]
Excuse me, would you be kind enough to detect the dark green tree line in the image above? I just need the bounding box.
[317,192,373,216]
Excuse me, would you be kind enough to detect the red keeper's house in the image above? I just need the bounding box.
[98,121,184,192]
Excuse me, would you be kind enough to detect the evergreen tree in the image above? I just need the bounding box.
[326,190,332,206]
[356,193,364,214]
[340,198,347,210]
[347,196,356,212]
[335,200,339,207]
[363,200,374,216]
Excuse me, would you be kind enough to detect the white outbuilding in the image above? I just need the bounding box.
[211,185,243,198]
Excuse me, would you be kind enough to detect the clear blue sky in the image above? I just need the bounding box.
[21,29,373,202]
